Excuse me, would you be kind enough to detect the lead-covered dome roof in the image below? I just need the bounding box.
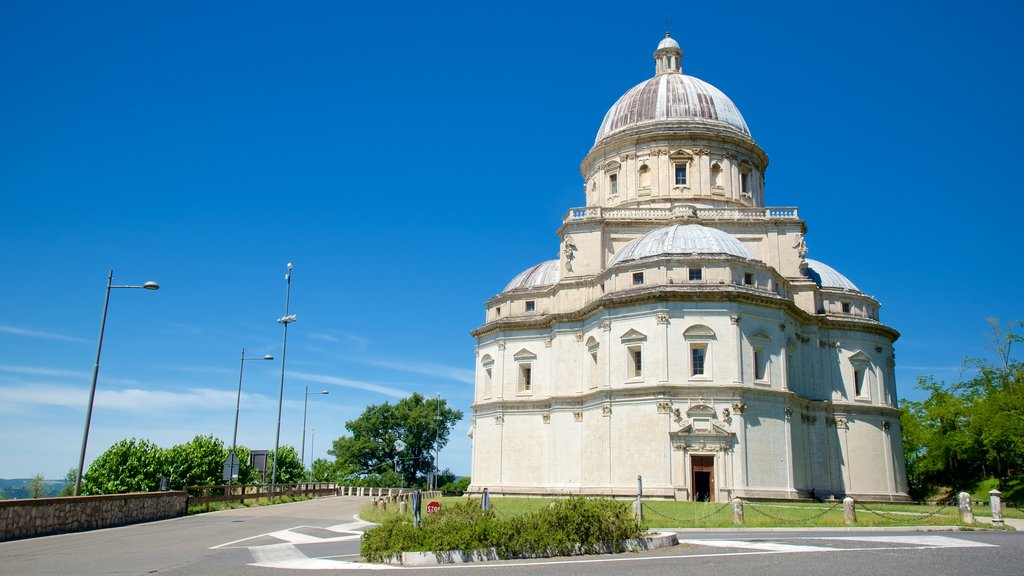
[594,34,750,146]
[595,74,750,144]
[503,260,560,293]
[610,224,754,266]
[803,258,859,291]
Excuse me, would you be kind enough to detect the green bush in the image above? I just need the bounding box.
[360,497,641,563]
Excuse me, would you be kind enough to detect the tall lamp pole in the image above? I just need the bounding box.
[301,386,329,472]
[229,348,273,491]
[74,270,159,496]
[272,263,296,499]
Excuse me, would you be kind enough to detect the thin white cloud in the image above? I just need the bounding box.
[0,383,276,413]
[306,331,369,351]
[0,364,85,379]
[0,324,89,343]
[353,357,474,384]
[896,365,968,372]
[289,371,407,399]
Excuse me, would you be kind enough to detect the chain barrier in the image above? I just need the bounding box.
[744,500,842,523]
[856,500,955,522]
[641,500,732,524]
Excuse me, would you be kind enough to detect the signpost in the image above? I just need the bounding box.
[223,451,240,482]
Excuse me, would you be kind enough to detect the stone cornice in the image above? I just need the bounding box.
[472,283,900,341]
[471,384,902,416]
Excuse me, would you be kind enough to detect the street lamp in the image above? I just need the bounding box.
[228,348,273,491]
[74,270,159,496]
[271,263,296,499]
[301,386,329,470]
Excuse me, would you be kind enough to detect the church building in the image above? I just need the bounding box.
[468,35,909,501]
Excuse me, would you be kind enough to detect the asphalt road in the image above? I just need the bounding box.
[1,496,1021,576]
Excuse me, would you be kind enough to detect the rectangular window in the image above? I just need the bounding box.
[688,267,702,281]
[484,367,493,397]
[854,367,865,396]
[628,346,643,378]
[590,351,599,388]
[525,300,536,312]
[632,272,644,285]
[609,173,618,195]
[519,364,532,392]
[743,272,753,285]
[691,344,707,376]
[675,164,687,185]
[841,301,851,314]
[754,349,768,381]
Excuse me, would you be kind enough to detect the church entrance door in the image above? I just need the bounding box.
[691,455,715,502]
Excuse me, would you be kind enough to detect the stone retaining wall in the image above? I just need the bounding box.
[0,492,188,542]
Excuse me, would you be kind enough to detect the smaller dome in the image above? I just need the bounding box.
[503,260,560,293]
[610,224,754,266]
[803,259,859,291]
[657,34,680,51]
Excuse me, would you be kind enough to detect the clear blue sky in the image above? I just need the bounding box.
[2,0,1022,480]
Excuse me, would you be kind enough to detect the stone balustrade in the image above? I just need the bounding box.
[563,205,800,224]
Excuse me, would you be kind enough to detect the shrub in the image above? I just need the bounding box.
[360,497,641,562]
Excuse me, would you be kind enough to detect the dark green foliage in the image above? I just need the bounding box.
[329,393,463,487]
[440,476,471,495]
[360,497,642,563]
[901,319,1024,499]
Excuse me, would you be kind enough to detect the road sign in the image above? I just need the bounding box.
[223,451,240,481]
[426,501,441,515]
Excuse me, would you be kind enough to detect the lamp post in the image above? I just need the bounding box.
[228,348,273,491]
[74,270,159,496]
[301,386,329,471]
[271,263,296,499]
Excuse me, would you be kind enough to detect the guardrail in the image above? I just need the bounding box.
[186,482,339,510]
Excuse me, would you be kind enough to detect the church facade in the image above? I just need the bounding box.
[468,35,909,502]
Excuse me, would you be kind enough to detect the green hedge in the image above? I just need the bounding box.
[360,497,642,562]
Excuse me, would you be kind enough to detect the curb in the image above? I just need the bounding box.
[384,531,680,566]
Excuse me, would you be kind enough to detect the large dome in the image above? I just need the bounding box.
[609,224,754,266]
[594,34,751,146]
[595,74,750,145]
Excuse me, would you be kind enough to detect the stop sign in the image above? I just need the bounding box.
[426,501,441,515]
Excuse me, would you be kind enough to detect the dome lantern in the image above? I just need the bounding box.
[654,32,682,76]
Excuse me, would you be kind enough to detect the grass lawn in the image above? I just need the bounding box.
[359,496,973,529]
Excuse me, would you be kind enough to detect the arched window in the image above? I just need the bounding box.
[684,324,716,379]
[740,162,753,196]
[480,354,494,398]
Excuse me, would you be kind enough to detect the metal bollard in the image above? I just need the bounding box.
[989,489,1004,526]
[843,497,856,525]
[732,498,744,525]
[958,491,974,524]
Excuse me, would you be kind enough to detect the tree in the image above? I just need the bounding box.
[82,438,167,495]
[268,446,304,484]
[166,435,228,489]
[901,319,1024,499]
[310,457,340,482]
[58,468,78,497]
[28,473,48,498]
[328,393,463,487]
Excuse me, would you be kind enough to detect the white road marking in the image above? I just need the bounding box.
[818,535,997,548]
[679,539,835,552]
